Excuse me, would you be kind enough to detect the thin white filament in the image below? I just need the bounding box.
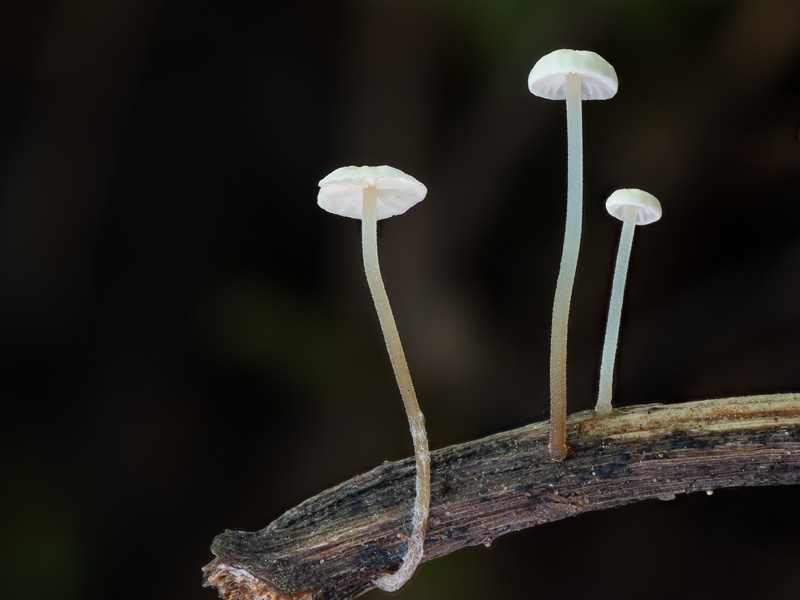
[549,73,583,460]
[361,186,431,592]
[596,204,638,415]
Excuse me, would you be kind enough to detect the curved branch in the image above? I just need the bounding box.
[203,393,800,600]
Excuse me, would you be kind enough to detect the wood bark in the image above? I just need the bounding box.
[203,393,800,600]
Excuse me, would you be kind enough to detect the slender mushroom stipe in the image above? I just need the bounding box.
[317,166,429,592]
[596,188,662,416]
[528,49,618,460]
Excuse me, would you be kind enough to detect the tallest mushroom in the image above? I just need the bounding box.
[528,49,618,460]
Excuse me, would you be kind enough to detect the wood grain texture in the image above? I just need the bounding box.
[203,393,800,600]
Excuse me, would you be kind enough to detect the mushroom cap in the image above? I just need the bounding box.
[606,189,662,225]
[318,165,427,220]
[528,49,618,101]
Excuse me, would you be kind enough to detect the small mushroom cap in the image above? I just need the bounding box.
[528,49,618,101]
[606,189,662,225]
[318,165,427,220]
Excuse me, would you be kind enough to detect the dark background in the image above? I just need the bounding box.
[1,0,799,599]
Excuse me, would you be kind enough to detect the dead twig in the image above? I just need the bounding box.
[203,393,800,600]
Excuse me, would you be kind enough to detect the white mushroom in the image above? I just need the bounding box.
[596,188,662,416]
[318,165,429,592]
[528,49,618,460]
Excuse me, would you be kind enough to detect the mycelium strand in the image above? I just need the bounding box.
[549,73,583,461]
[596,204,638,415]
[361,185,431,592]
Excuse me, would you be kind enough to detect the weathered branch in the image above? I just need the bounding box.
[203,393,800,600]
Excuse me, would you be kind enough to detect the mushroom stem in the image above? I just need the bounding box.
[549,73,583,461]
[596,204,638,416]
[361,185,430,592]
